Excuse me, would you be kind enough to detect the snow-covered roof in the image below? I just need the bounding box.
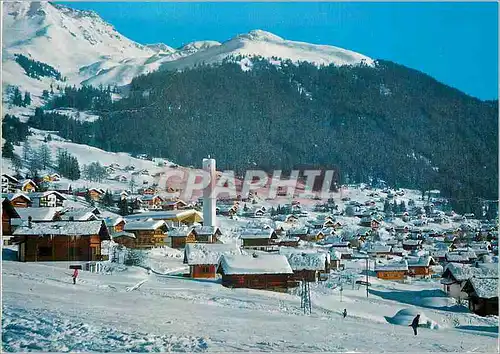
[104,216,125,227]
[366,245,392,254]
[184,243,241,265]
[28,191,67,200]
[124,220,166,231]
[112,231,136,239]
[60,209,97,221]
[443,263,498,282]
[240,228,276,239]
[219,254,293,275]
[374,260,408,272]
[407,256,434,267]
[168,227,193,237]
[465,278,498,299]
[14,207,60,222]
[288,227,309,235]
[284,252,327,271]
[13,220,106,236]
[402,239,422,246]
[193,226,221,236]
[3,193,31,201]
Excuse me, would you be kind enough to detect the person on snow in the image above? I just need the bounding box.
[72,268,79,285]
[409,314,420,335]
[342,309,347,319]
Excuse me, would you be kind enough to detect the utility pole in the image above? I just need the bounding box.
[366,256,369,298]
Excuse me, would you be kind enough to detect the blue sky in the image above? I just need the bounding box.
[60,2,498,100]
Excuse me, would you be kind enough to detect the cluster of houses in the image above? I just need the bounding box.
[2,171,498,316]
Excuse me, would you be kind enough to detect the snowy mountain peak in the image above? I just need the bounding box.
[146,43,177,54]
[237,29,284,42]
[179,40,222,54]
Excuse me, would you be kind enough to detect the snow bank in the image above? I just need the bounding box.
[386,308,439,329]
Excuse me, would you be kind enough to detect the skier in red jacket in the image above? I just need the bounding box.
[72,268,79,285]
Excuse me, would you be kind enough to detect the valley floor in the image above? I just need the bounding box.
[2,249,498,353]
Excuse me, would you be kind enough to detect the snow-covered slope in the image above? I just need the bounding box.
[3,2,374,95]
[160,29,374,72]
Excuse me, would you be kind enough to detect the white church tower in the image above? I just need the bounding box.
[202,157,217,227]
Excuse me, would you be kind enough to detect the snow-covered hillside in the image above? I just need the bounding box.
[3,2,374,99]
[2,251,497,352]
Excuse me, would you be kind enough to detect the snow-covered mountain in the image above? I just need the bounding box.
[160,29,374,72]
[3,2,373,100]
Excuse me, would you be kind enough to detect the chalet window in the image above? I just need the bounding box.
[38,247,52,257]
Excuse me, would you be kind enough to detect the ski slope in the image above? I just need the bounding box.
[2,249,498,353]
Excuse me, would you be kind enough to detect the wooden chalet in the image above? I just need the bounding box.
[278,236,300,247]
[461,277,498,316]
[163,199,188,211]
[240,228,279,252]
[217,253,298,291]
[141,194,164,209]
[282,251,330,282]
[2,198,20,242]
[13,220,110,262]
[287,227,310,241]
[183,243,241,278]
[168,227,196,248]
[2,193,31,208]
[366,244,392,258]
[29,191,66,208]
[402,239,422,251]
[60,208,98,221]
[19,179,37,193]
[440,263,497,300]
[407,256,436,278]
[88,188,104,201]
[105,216,126,234]
[2,174,19,194]
[374,260,408,281]
[192,226,221,243]
[122,220,168,249]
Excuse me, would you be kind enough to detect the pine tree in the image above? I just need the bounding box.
[38,144,52,170]
[12,87,23,106]
[11,153,23,175]
[118,198,129,216]
[383,200,391,213]
[22,142,32,161]
[2,141,15,158]
[23,91,31,106]
[102,190,114,206]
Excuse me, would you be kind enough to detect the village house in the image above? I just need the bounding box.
[2,198,20,244]
[217,253,298,291]
[192,226,221,243]
[330,250,342,270]
[440,263,498,301]
[43,173,61,183]
[163,199,188,211]
[406,256,436,278]
[402,239,422,251]
[141,194,164,210]
[2,174,19,194]
[281,250,330,282]
[19,179,37,193]
[240,228,279,252]
[287,227,310,241]
[168,227,197,248]
[2,193,31,208]
[29,191,66,208]
[183,243,242,278]
[366,244,392,258]
[461,277,498,316]
[104,216,126,234]
[87,188,105,201]
[13,220,110,262]
[277,236,300,247]
[375,260,409,281]
[121,220,168,249]
[124,209,203,226]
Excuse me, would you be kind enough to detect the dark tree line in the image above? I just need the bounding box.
[14,54,64,81]
[47,84,113,111]
[37,56,497,213]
